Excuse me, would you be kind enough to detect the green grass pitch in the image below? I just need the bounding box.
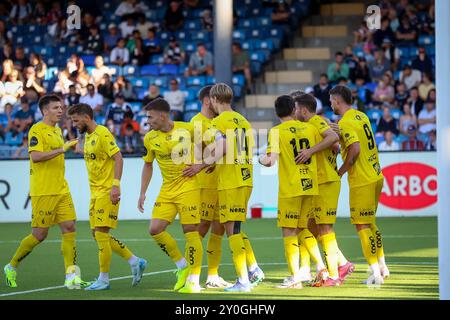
[0,217,438,300]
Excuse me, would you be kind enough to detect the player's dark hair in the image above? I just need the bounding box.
[198,85,213,102]
[289,90,305,98]
[38,94,62,113]
[67,103,94,119]
[274,95,295,118]
[144,97,171,113]
[294,93,317,113]
[329,85,353,105]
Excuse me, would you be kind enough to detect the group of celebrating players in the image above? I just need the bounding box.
[3,82,389,294]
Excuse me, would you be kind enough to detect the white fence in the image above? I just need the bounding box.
[0,152,437,223]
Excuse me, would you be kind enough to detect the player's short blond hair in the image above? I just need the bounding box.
[210,83,233,104]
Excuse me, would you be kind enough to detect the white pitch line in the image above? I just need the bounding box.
[0,234,438,244]
[0,261,437,298]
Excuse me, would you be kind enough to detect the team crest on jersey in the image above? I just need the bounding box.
[301,178,313,191]
[30,136,38,147]
[289,127,296,133]
[91,140,96,146]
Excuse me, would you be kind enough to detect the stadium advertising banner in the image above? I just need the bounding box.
[0,152,437,222]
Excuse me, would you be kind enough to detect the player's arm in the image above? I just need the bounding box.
[110,151,123,205]
[337,142,360,177]
[183,130,209,177]
[30,139,78,163]
[138,161,153,213]
[258,152,278,167]
[204,131,227,165]
[295,128,339,164]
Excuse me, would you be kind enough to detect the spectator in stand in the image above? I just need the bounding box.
[396,15,417,47]
[110,38,130,66]
[400,64,421,90]
[412,46,434,75]
[0,20,12,47]
[164,79,185,121]
[381,38,400,71]
[427,88,436,104]
[142,84,163,106]
[126,30,145,65]
[91,56,111,87]
[0,83,5,113]
[418,72,435,101]
[406,86,424,117]
[163,37,185,65]
[418,99,436,136]
[119,16,136,39]
[13,46,28,72]
[394,82,409,109]
[120,113,140,154]
[232,42,252,94]
[368,48,391,82]
[372,75,395,106]
[402,124,424,151]
[144,28,162,59]
[164,1,185,32]
[104,24,122,54]
[353,20,370,44]
[327,51,349,83]
[1,59,14,82]
[184,0,200,9]
[80,83,104,115]
[425,129,436,151]
[186,43,214,76]
[418,3,435,36]
[12,135,29,159]
[113,76,136,101]
[115,0,148,20]
[374,17,396,47]
[1,70,24,109]
[354,76,372,107]
[2,103,14,132]
[79,12,97,41]
[313,73,332,110]
[105,93,134,133]
[32,1,47,25]
[11,96,34,134]
[201,9,213,32]
[46,1,63,25]
[66,54,90,93]
[65,84,81,107]
[29,53,47,81]
[98,73,115,104]
[0,43,14,61]
[9,0,32,25]
[85,25,104,55]
[399,103,417,137]
[378,130,400,151]
[23,66,46,103]
[271,1,291,27]
[351,57,371,83]
[376,106,399,136]
[136,13,154,37]
[105,119,118,135]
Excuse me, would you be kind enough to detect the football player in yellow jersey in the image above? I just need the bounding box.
[294,93,354,286]
[329,85,388,286]
[67,103,147,291]
[188,86,231,289]
[3,94,89,289]
[204,83,263,292]
[138,98,203,294]
[259,95,322,288]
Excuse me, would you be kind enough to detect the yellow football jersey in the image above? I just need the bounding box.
[308,115,339,184]
[267,120,319,198]
[211,111,254,191]
[339,109,384,187]
[28,122,70,196]
[84,125,120,198]
[142,121,198,198]
[190,112,218,189]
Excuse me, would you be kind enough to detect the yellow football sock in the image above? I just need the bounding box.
[61,232,77,273]
[10,234,41,268]
[152,231,184,263]
[95,231,112,273]
[299,229,324,269]
[320,233,339,279]
[283,236,299,276]
[358,228,378,266]
[206,233,223,276]
[229,234,248,282]
[370,224,385,262]
[110,235,133,260]
[241,232,257,270]
[185,231,203,276]
[299,243,311,269]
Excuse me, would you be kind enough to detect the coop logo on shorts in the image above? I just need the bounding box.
[380,162,437,210]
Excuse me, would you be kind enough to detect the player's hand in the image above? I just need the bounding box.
[138,194,146,213]
[110,186,120,205]
[295,149,312,164]
[182,164,204,177]
[63,139,78,152]
[329,123,341,137]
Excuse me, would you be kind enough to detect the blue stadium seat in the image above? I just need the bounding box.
[250,51,266,63]
[185,19,202,30]
[123,65,140,77]
[191,31,211,42]
[398,47,410,59]
[366,109,383,122]
[250,60,262,74]
[425,45,435,56]
[175,30,189,41]
[80,55,96,66]
[5,132,23,146]
[130,77,150,88]
[32,35,43,44]
[248,28,262,39]
[0,114,8,127]
[33,46,53,57]
[364,82,378,93]
[206,75,216,85]
[257,17,272,27]
[150,54,164,64]
[45,67,59,80]
[185,101,201,112]
[160,32,171,41]
[232,74,245,86]
[95,115,105,125]
[233,29,248,40]
[371,122,377,135]
[159,64,178,75]
[393,71,401,81]
[418,35,435,46]
[238,18,256,29]
[250,7,261,16]
[129,102,142,114]
[183,110,198,122]
[390,108,403,120]
[140,65,160,76]
[152,77,168,88]
[235,7,248,18]
[187,76,206,87]
[107,65,122,77]
[184,42,197,53]
[233,85,243,98]
[253,39,274,51]
[136,88,148,100]
[240,40,254,51]
[375,135,384,147]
